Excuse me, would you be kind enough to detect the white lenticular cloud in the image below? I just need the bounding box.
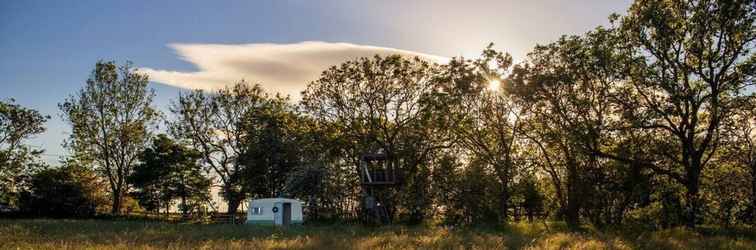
[140,41,448,99]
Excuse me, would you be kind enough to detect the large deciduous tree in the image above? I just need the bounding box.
[59,61,158,214]
[169,81,271,215]
[301,55,442,223]
[722,96,756,223]
[0,99,48,207]
[239,95,301,199]
[618,0,755,227]
[510,27,629,228]
[443,47,529,223]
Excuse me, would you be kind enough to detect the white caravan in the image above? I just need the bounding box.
[246,198,303,225]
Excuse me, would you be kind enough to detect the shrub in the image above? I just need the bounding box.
[18,166,100,218]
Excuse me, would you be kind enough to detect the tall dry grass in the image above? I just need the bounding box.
[1,219,754,249]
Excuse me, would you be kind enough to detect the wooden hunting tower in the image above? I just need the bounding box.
[360,153,397,185]
[359,152,400,224]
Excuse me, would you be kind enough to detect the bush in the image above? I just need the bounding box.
[18,166,100,218]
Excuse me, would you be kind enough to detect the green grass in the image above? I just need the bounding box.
[1,219,755,249]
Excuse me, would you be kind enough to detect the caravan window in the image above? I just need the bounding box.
[252,207,263,215]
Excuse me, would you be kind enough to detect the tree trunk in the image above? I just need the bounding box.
[308,195,319,220]
[495,160,511,224]
[226,192,242,215]
[527,207,534,222]
[565,194,580,229]
[685,169,701,228]
[181,195,188,216]
[409,179,427,225]
[752,161,756,225]
[500,183,509,224]
[565,165,581,230]
[227,198,241,214]
[155,198,160,216]
[111,188,122,215]
[685,184,700,228]
[223,177,245,216]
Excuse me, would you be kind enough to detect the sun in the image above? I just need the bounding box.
[488,79,501,91]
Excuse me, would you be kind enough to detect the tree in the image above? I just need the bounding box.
[0,99,49,208]
[129,134,210,216]
[283,162,328,219]
[437,157,501,226]
[239,95,301,199]
[617,0,755,227]
[443,46,529,223]
[19,164,101,218]
[514,174,545,222]
[59,61,159,214]
[283,117,361,222]
[509,27,629,228]
[170,81,271,215]
[301,55,443,223]
[721,96,756,224]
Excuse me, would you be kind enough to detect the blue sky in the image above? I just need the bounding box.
[0,0,632,164]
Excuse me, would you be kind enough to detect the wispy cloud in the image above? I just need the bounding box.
[140,41,448,99]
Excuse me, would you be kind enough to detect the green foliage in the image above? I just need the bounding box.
[509,26,630,229]
[6,0,754,233]
[18,165,101,218]
[170,81,287,214]
[128,134,210,216]
[0,99,48,208]
[514,175,546,222]
[301,54,446,223]
[430,153,511,226]
[240,95,301,198]
[59,61,158,214]
[616,0,756,227]
[441,46,527,223]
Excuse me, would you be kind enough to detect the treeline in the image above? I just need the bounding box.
[1,0,755,229]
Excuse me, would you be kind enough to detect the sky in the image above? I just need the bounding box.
[0,0,633,165]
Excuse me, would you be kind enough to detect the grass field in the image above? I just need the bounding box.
[1,219,756,249]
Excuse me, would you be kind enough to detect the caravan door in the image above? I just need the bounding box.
[282,202,292,225]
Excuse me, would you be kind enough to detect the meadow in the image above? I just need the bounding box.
[2,219,756,250]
